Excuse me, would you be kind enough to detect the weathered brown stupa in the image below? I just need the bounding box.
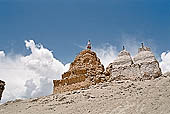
[0,80,5,100]
[53,41,105,93]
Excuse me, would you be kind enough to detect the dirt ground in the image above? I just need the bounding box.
[0,76,170,114]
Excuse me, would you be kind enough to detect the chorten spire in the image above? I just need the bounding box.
[138,42,151,53]
[87,40,91,49]
[123,45,125,51]
[141,43,144,48]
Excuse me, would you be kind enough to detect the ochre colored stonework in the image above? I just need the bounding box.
[53,49,105,94]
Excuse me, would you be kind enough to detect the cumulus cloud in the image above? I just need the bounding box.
[24,79,36,98]
[0,40,69,103]
[159,51,170,73]
[0,51,5,58]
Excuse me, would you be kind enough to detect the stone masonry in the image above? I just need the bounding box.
[53,49,105,94]
[106,43,162,81]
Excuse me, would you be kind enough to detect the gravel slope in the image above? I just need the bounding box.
[0,76,170,114]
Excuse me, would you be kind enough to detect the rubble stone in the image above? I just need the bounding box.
[0,80,5,100]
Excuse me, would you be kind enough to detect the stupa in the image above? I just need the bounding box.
[106,43,162,81]
[53,41,105,93]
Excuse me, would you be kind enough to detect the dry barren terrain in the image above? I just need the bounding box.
[0,76,170,114]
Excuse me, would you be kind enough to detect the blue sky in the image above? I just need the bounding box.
[1,0,170,103]
[0,0,170,63]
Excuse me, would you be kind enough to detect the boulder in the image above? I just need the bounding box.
[0,80,5,100]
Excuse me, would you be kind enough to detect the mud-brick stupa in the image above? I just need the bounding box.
[53,41,105,94]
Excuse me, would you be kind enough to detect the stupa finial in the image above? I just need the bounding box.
[123,45,125,50]
[141,43,144,48]
[87,40,91,49]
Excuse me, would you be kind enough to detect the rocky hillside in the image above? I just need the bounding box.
[0,75,170,114]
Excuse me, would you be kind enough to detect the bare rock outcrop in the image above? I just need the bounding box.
[53,49,105,94]
[106,44,162,81]
[0,80,5,100]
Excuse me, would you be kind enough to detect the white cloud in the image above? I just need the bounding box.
[159,51,170,73]
[0,51,5,58]
[0,40,69,103]
[24,79,36,98]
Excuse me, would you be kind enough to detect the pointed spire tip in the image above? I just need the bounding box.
[123,46,125,50]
